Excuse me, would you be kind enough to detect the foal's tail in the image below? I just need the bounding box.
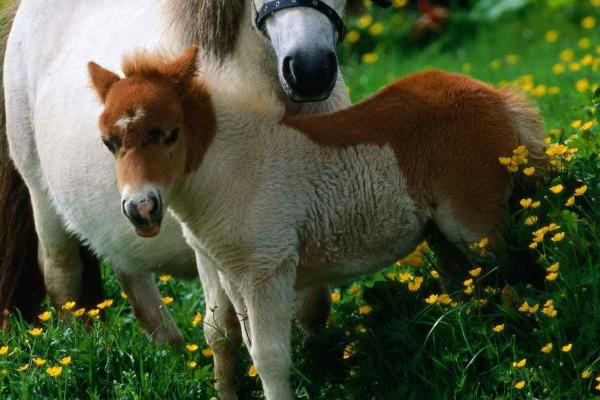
[0,1,102,326]
[500,88,547,172]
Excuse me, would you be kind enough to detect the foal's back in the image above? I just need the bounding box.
[285,70,543,244]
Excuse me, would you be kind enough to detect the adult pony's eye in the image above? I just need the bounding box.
[164,128,179,146]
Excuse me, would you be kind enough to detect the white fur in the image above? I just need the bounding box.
[160,87,428,399]
[115,108,146,130]
[4,1,350,398]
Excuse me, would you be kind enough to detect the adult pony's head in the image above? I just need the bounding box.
[88,47,213,238]
[168,0,365,103]
[253,0,364,102]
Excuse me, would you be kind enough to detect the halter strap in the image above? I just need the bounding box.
[256,0,347,44]
[370,0,392,7]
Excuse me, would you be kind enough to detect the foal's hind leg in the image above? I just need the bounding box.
[114,268,183,345]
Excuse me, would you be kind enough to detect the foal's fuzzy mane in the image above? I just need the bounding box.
[121,50,186,79]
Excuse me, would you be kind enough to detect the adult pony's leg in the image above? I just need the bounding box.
[238,261,296,400]
[195,253,242,400]
[295,286,331,334]
[114,269,183,345]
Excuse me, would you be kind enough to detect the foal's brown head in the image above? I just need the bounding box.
[89,46,208,238]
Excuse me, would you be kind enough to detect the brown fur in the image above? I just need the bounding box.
[284,70,546,239]
[0,1,103,326]
[90,47,216,191]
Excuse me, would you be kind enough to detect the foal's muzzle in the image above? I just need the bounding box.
[122,192,163,238]
[281,48,338,102]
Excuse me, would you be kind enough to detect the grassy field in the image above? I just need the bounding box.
[1,3,600,400]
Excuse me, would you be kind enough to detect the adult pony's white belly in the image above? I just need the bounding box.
[11,0,193,272]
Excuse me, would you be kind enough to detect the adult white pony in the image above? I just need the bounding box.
[1,0,369,397]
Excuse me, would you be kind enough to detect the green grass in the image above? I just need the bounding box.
[2,3,600,399]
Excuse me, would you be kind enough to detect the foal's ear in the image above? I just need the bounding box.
[88,62,121,103]
[165,46,199,86]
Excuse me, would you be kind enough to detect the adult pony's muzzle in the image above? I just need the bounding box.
[281,48,338,102]
[122,191,163,238]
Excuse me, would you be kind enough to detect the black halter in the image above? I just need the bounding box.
[255,0,392,44]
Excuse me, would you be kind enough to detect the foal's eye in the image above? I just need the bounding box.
[148,128,162,142]
[102,138,116,153]
[164,128,179,146]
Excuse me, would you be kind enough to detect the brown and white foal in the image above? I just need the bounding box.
[89,47,545,400]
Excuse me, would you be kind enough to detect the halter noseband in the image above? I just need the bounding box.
[255,0,392,44]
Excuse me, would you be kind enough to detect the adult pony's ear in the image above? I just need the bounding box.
[165,46,199,86]
[88,62,121,103]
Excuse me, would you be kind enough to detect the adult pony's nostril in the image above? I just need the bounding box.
[282,56,296,87]
[280,48,339,102]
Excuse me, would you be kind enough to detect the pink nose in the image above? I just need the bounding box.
[137,201,155,220]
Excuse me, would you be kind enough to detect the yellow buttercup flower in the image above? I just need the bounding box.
[87,309,100,318]
[361,53,379,64]
[159,274,172,283]
[0,346,8,356]
[566,196,575,207]
[571,120,582,129]
[368,23,384,36]
[16,364,29,372]
[46,366,62,378]
[59,356,72,366]
[74,308,86,317]
[551,232,565,242]
[120,292,128,300]
[518,301,530,312]
[38,311,51,322]
[520,198,533,208]
[542,304,558,317]
[560,49,574,62]
[525,216,538,225]
[430,270,439,279]
[541,342,553,353]
[523,167,535,176]
[528,304,539,314]
[33,357,46,366]
[62,301,76,311]
[492,324,505,333]
[582,369,592,379]
[576,79,590,93]
[345,30,360,44]
[192,312,203,327]
[552,63,565,74]
[514,380,526,390]
[512,359,527,368]
[28,327,43,337]
[582,16,596,29]
[161,296,174,305]
[358,305,372,315]
[201,347,213,358]
[550,184,564,194]
[545,30,558,42]
[547,262,560,272]
[425,294,439,304]
[186,344,199,353]
[561,343,573,353]
[348,286,361,295]
[582,121,594,131]
[248,364,258,377]
[575,185,588,196]
[187,361,197,369]
[438,294,452,305]
[579,37,592,49]
[469,267,482,277]
[407,277,423,292]
[546,272,559,281]
[97,299,113,309]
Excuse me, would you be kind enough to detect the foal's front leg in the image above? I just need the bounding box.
[240,262,296,400]
[195,252,242,400]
